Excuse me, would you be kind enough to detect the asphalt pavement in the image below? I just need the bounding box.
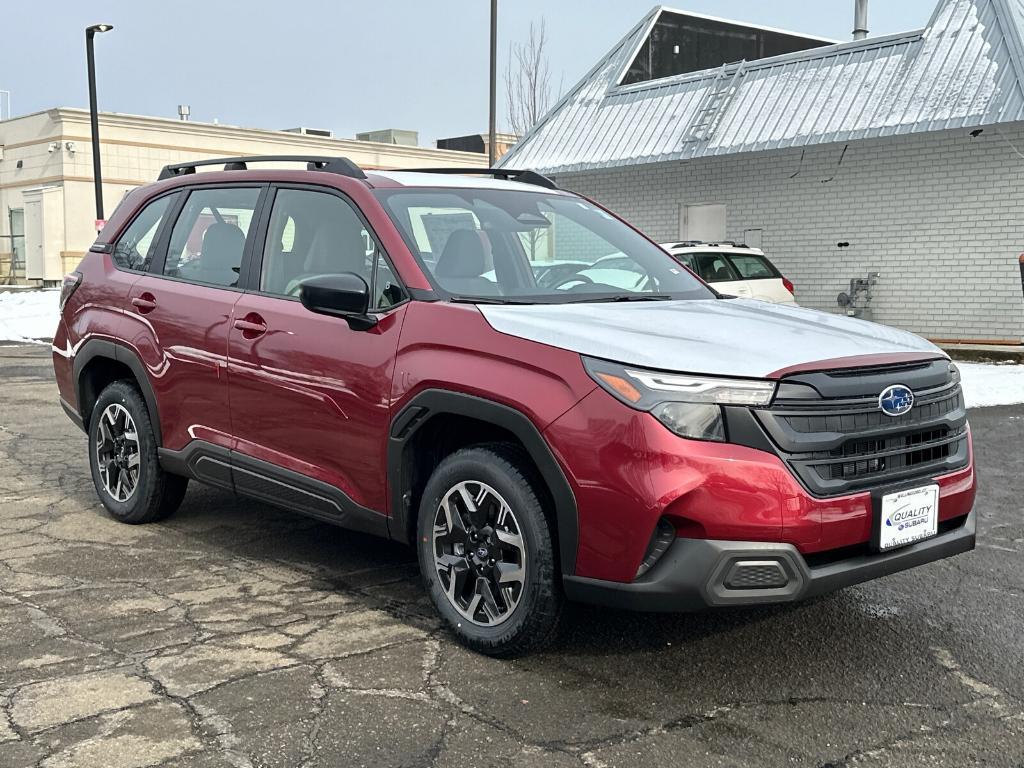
[0,343,1021,767]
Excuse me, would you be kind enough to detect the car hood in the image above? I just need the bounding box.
[478,299,945,378]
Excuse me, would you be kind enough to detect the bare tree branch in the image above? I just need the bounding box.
[505,19,552,138]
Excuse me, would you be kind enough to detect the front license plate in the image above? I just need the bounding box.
[877,485,939,552]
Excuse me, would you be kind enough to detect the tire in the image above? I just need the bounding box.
[87,380,188,524]
[417,443,562,657]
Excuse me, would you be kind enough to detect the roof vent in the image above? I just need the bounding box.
[282,126,334,138]
[356,128,419,146]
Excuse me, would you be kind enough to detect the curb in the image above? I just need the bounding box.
[942,347,1024,364]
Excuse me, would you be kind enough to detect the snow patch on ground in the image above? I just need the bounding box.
[958,362,1024,408]
[0,289,60,344]
[0,289,1021,407]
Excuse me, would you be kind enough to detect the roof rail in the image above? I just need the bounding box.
[400,167,559,190]
[157,155,367,181]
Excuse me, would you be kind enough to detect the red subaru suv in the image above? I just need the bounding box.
[53,157,976,656]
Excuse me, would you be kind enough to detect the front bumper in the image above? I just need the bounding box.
[563,508,976,612]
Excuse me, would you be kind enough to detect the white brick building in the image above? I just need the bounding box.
[501,0,1024,344]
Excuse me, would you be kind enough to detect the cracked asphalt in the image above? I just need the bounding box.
[0,343,1022,768]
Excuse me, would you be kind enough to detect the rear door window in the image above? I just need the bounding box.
[726,253,779,279]
[690,253,740,283]
[163,187,262,288]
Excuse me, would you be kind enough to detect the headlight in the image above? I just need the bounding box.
[583,357,776,442]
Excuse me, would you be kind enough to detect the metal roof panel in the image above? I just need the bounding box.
[499,0,1024,173]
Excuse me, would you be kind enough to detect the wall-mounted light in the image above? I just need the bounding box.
[65,141,76,155]
[48,141,61,153]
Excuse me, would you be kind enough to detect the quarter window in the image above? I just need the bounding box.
[163,188,261,288]
[111,194,174,272]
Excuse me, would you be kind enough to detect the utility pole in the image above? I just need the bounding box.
[488,0,498,166]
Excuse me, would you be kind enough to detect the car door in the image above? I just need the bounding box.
[226,185,409,530]
[125,185,265,458]
[690,252,751,297]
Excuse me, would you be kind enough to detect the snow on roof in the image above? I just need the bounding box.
[500,0,1024,174]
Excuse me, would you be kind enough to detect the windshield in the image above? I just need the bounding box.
[375,188,715,303]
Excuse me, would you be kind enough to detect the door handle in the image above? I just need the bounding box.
[234,314,267,338]
[131,294,157,314]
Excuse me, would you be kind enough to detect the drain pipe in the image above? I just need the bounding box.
[853,0,869,40]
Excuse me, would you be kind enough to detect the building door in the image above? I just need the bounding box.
[680,203,726,242]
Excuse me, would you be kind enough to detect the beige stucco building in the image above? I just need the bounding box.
[0,108,487,284]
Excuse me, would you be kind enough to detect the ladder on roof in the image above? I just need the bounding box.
[683,60,746,143]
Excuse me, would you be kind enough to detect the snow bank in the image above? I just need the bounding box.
[958,362,1024,408]
[0,289,60,344]
[0,289,1021,407]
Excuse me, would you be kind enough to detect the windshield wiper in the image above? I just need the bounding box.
[448,295,536,305]
[565,294,674,304]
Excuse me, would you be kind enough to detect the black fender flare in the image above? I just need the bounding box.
[387,389,579,576]
[73,338,163,446]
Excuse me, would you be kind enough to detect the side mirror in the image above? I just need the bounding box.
[298,273,377,331]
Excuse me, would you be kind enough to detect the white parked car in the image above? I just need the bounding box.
[660,242,797,304]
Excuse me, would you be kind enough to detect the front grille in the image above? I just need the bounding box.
[819,425,960,481]
[753,359,969,497]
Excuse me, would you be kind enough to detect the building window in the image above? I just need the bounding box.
[621,11,831,86]
[5,208,25,273]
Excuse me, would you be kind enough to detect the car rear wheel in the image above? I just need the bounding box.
[417,444,562,657]
[88,381,188,524]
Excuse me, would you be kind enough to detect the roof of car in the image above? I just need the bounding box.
[366,170,561,193]
[153,155,564,194]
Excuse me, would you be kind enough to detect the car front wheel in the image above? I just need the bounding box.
[417,444,562,657]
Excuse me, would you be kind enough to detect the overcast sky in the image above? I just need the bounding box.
[2,0,938,145]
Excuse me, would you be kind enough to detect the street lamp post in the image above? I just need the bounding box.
[85,23,113,225]
[488,0,497,167]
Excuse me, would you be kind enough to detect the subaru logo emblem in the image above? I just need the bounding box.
[879,384,914,417]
